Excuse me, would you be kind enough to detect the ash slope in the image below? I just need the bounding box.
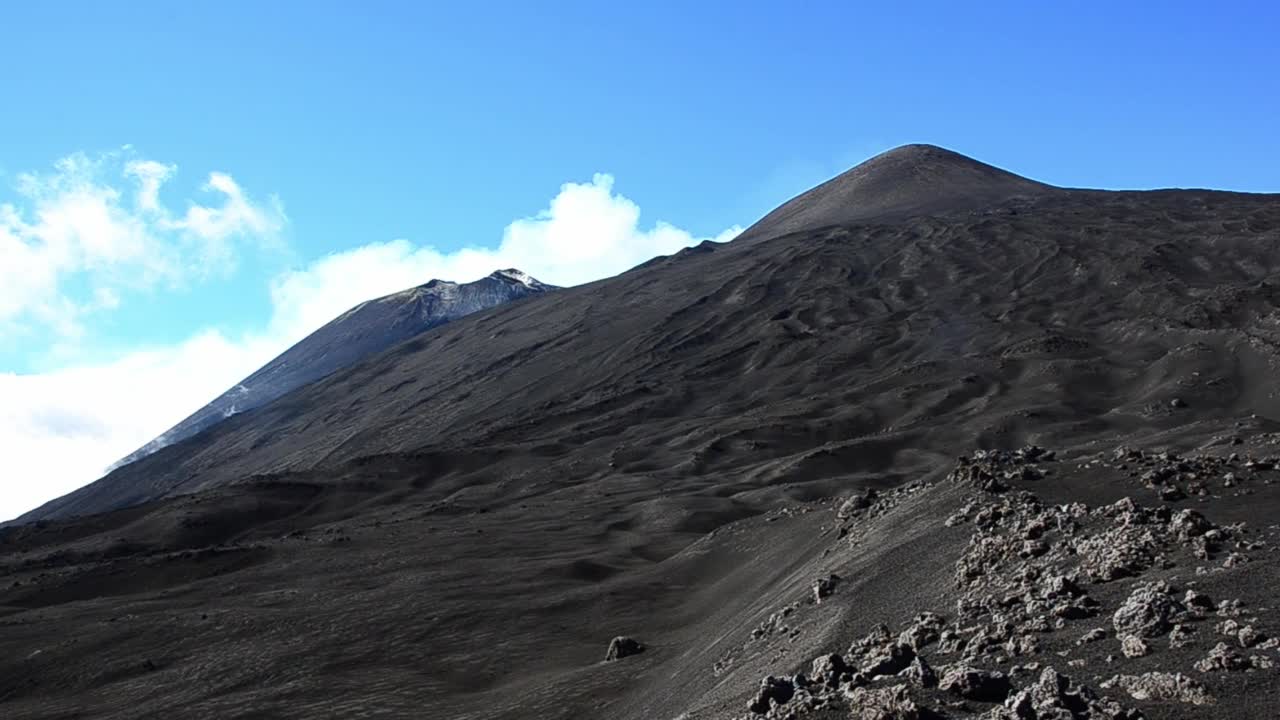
[742,143,1058,238]
[3,145,1280,720]
[20,269,553,523]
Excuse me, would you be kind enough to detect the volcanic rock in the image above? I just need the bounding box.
[605,636,644,661]
[940,665,1012,702]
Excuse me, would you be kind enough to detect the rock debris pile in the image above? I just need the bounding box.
[735,445,1279,719]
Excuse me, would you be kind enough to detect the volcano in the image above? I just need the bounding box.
[3,145,1279,720]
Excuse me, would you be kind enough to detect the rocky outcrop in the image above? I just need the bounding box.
[1193,641,1273,672]
[1102,672,1213,705]
[733,444,1275,720]
[748,676,795,714]
[1112,582,1184,638]
[604,635,644,661]
[994,667,1141,719]
[846,685,923,720]
[940,665,1012,702]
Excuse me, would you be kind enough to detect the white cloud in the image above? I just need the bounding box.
[0,149,285,340]
[168,172,286,266]
[1,168,739,521]
[123,159,174,212]
[0,331,282,520]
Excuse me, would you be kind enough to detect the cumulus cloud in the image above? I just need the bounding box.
[1,167,739,520]
[0,149,285,340]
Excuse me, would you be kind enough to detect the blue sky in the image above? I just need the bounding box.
[2,1,1278,518]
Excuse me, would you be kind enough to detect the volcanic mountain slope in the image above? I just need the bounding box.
[3,144,1280,720]
[23,269,553,521]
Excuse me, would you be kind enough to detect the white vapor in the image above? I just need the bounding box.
[1,165,741,520]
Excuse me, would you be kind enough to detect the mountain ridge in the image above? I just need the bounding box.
[20,145,1280,526]
[48,268,554,517]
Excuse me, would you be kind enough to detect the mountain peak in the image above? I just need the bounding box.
[863,142,976,163]
[842,143,1038,188]
[860,142,998,170]
[739,143,1056,241]
[488,268,547,288]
